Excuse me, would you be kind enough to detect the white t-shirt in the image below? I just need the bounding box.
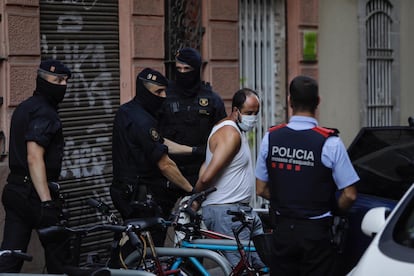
[202,120,254,206]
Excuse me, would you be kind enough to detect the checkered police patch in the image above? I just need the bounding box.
[199,98,209,107]
[150,128,160,141]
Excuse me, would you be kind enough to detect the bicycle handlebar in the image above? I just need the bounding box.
[178,187,217,222]
[87,198,111,215]
[188,187,217,205]
[38,224,127,238]
[0,250,33,261]
[226,209,254,223]
[38,223,145,250]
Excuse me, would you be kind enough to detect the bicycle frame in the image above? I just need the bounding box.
[172,210,268,275]
[124,246,233,275]
[173,226,265,276]
[0,249,32,262]
[85,196,233,275]
[81,188,261,275]
[131,229,181,276]
[181,238,257,252]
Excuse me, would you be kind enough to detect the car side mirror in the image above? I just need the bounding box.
[361,207,391,238]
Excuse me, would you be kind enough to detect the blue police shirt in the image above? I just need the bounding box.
[255,116,360,191]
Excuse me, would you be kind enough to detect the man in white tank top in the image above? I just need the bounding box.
[194,88,265,269]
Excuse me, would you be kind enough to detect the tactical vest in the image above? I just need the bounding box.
[159,82,222,175]
[266,124,338,218]
[160,82,217,146]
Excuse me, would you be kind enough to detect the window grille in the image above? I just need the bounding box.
[165,0,204,79]
[360,0,399,126]
[240,0,278,208]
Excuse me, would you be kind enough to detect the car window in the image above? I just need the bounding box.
[348,127,414,200]
[394,197,414,248]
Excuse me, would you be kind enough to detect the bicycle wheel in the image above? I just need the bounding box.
[170,255,220,276]
[124,251,182,275]
[117,233,145,269]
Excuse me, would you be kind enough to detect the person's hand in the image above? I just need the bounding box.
[190,200,200,212]
[39,200,61,228]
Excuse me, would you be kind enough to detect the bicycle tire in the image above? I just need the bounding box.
[123,250,181,275]
[116,233,145,269]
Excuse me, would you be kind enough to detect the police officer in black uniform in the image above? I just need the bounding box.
[110,68,193,246]
[158,47,227,201]
[0,60,71,273]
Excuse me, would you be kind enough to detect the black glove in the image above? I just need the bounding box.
[39,200,61,228]
[192,145,206,156]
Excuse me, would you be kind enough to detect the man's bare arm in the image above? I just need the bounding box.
[163,138,192,155]
[198,162,206,178]
[256,178,270,200]
[337,184,357,212]
[158,154,193,193]
[195,126,240,191]
[27,141,52,202]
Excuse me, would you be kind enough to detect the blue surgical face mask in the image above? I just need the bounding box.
[237,111,258,132]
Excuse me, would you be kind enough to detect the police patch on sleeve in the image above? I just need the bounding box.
[199,98,209,107]
[150,128,160,141]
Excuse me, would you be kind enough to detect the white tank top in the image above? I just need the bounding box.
[202,120,254,206]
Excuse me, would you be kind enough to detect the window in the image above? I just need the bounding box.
[359,0,400,126]
[164,0,203,80]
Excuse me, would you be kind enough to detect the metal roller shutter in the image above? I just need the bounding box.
[39,0,120,265]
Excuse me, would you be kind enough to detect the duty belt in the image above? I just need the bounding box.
[7,174,61,196]
[7,174,32,185]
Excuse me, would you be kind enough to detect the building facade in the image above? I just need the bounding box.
[0,0,290,271]
[0,0,412,273]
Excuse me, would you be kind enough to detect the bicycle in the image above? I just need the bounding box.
[39,194,233,276]
[170,189,270,276]
[0,249,33,262]
[42,195,186,276]
[0,250,33,275]
[38,219,161,276]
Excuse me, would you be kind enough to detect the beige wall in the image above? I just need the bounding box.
[204,0,240,112]
[0,0,45,272]
[319,0,414,146]
[318,0,360,147]
[400,1,414,123]
[285,0,319,120]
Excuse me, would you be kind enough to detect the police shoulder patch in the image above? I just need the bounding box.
[199,98,209,107]
[150,128,160,141]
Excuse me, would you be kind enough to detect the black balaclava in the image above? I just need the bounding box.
[134,68,168,117]
[175,47,202,97]
[34,59,71,106]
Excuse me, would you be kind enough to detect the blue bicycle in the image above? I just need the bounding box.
[83,194,233,275]
[169,188,270,276]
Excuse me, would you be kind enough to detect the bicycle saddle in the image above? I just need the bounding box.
[124,217,166,230]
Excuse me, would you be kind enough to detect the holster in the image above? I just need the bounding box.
[112,179,149,202]
[330,216,349,253]
[7,174,62,201]
[48,181,62,201]
[268,205,278,229]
